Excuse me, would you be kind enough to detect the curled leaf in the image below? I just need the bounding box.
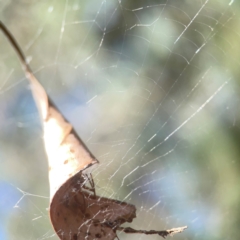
[0,21,187,240]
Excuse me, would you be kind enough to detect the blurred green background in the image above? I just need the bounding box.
[0,0,240,239]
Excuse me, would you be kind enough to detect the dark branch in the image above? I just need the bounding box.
[0,21,31,74]
[117,226,187,238]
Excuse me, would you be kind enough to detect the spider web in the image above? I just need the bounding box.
[0,0,240,239]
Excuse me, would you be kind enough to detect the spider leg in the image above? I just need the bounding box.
[81,173,96,196]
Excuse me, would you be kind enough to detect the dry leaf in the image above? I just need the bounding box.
[0,21,187,240]
[50,173,136,239]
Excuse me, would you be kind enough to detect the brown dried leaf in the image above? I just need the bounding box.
[0,21,187,240]
[50,173,136,240]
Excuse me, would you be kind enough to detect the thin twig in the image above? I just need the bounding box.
[0,21,31,76]
[117,226,187,238]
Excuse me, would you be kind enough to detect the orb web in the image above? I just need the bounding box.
[0,0,239,240]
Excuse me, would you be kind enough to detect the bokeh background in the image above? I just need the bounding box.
[0,0,240,239]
